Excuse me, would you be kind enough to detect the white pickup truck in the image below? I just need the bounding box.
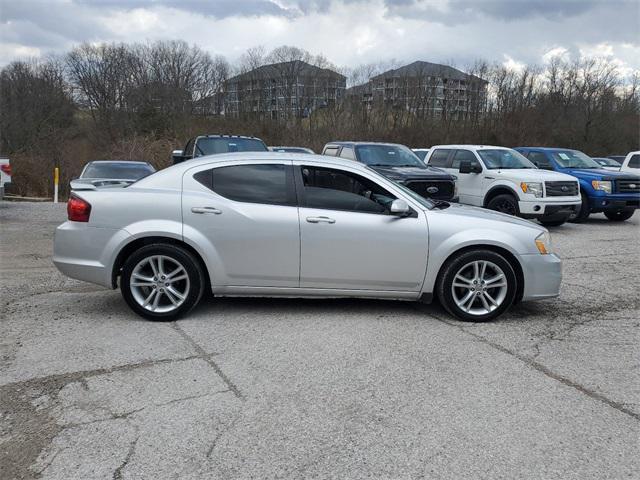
[0,158,11,198]
[425,145,581,226]
[620,151,640,174]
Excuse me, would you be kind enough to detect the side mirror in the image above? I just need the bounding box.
[172,150,184,164]
[459,161,481,174]
[390,199,411,217]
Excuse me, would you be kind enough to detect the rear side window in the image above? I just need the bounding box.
[429,149,451,167]
[629,154,640,168]
[323,146,340,157]
[451,150,479,169]
[527,151,553,170]
[194,164,293,206]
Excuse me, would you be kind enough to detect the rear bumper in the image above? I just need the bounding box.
[519,199,581,219]
[519,253,562,301]
[53,222,131,288]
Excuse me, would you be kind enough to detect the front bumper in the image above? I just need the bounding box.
[518,199,581,219]
[588,193,640,212]
[519,253,562,301]
[53,222,131,288]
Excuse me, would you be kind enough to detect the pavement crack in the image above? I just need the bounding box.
[170,322,245,401]
[206,414,241,458]
[113,432,139,480]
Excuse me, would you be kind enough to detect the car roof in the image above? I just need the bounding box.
[195,134,263,140]
[429,144,510,150]
[87,160,151,165]
[515,147,578,151]
[412,148,430,151]
[324,141,409,148]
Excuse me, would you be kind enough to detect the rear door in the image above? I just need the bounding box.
[182,160,300,287]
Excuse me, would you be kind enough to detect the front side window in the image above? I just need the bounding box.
[527,151,554,170]
[300,166,396,214]
[194,138,268,157]
[429,149,451,167]
[551,150,601,169]
[354,144,425,168]
[451,150,480,169]
[628,154,640,168]
[478,149,536,170]
[194,164,293,206]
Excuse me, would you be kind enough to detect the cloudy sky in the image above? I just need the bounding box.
[1,0,639,75]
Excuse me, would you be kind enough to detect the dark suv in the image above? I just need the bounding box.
[172,135,268,164]
[322,142,457,201]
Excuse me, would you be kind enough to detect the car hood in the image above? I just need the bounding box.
[369,165,454,181]
[431,202,544,230]
[559,168,640,180]
[488,169,576,182]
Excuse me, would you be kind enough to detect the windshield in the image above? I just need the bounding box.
[413,150,429,161]
[595,158,620,167]
[195,138,268,156]
[552,150,601,169]
[355,144,425,168]
[477,149,536,169]
[81,162,154,180]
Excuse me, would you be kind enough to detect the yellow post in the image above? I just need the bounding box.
[54,167,59,203]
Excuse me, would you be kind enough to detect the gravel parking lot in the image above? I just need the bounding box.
[1,201,638,479]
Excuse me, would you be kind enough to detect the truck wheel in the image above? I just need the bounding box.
[486,194,519,217]
[569,193,590,223]
[121,243,205,321]
[437,249,517,322]
[604,209,635,221]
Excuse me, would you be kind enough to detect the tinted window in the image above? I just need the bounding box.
[81,162,154,180]
[300,166,396,214]
[429,149,451,167]
[527,151,553,170]
[195,138,268,156]
[323,146,340,156]
[355,144,424,168]
[628,154,640,168]
[339,147,356,160]
[452,150,480,169]
[196,164,292,206]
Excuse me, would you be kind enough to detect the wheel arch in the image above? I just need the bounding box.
[483,185,520,207]
[435,244,525,304]
[111,236,211,291]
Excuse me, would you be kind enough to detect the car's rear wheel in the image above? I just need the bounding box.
[121,244,205,321]
[437,249,517,322]
[569,193,590,223]
[486,194,519,217]
[604,209,635,221]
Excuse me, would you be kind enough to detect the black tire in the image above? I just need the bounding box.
[486,194,520,217]
[604,209,635,221]
[568,193,590,223]
[436,249,518,322]
[539,217,568,227]
[121,243,205,321]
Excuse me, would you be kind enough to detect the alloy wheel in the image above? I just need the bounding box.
[129,255,190,313]
[451,260,508,316]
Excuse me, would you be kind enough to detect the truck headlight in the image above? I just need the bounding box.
[591,180,612,193]
[535,231,553,255]
[521,182,543,198]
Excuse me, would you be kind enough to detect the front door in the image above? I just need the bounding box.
[295,164,428,291]
[182,161,300,287]
[448,149,485,206]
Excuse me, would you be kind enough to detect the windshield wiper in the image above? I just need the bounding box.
[430,199,450,210]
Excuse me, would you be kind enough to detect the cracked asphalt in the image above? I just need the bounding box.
[1,201,638,479]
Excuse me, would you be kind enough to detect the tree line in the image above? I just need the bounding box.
[0,40,638,197]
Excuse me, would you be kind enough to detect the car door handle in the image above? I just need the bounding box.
[484,176,495,180]
[306,216,335,224]
[191,206,222,215]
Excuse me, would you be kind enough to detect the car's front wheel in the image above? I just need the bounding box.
[604,209,635,221]
[539,216,568,227]
[437,249,518,322]
[569,193,590,223]
[121,244,205,321]
[486,194,519,217]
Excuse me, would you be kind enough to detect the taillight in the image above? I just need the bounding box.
[67,195,91,222]
[0,164,10,176]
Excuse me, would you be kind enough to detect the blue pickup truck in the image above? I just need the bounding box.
[515,147,640,222]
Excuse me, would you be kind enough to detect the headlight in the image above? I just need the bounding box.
[521,182,543,197]
[535,231,553,255]
[591,180,612,193]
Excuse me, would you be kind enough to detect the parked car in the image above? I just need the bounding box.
[172,135,268,164]
[607,155,627,164]
[270,146,314,154]
[71,161,155,189]
[0,157,11,198]
[412,148,430,161]
[322,142,457,202]
[515,147,640,222]
[425,145,581,227]
[592,157,622,171]
[619,151,640,174]
[54,152,560,323]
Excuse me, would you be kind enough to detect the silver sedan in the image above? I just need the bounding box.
[53,153,561,322]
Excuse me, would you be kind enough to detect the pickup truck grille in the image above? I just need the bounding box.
[616,179,640,193]
[545,181,578,197]
[405,180,455,200]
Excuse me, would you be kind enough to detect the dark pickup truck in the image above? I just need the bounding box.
[322,142,457,202]
[172,135,268,164]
